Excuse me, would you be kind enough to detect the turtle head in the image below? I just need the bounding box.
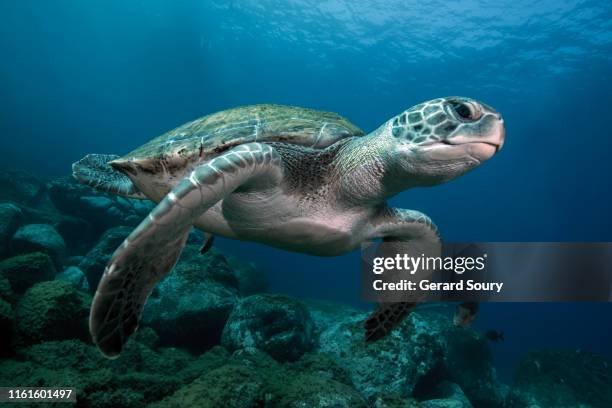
[384,96,505,191]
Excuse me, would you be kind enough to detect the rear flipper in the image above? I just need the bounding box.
[365,208,442,343]
[365,302,417,343]
[72,153,146,199]
[200,233,215,255]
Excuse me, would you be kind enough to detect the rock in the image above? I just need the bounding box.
[0,203,22,259]
[0,252,55,294]
[273,373,368,408]
[508,349,612,408]
[56,266,89,291]
[0,275,13,303]
[14,204,93,253]
[290,352,353,386]
[0,338,209,407]
[0,298,15,355]
[15,280,91,345]
[65,255,85,266]
[18,340,106,371]
[87,389,146,408]
[79,226,131,290]
[151,362,265,408]
[47,176,154,234]
[226,254,268,296]
[420,382,473,408]
[142,245,240,352]
[11,224,66,266]
[372,395,422,408]
[0,168,46,206]
[175,346,230,383]
[444,327,503,407]
[221,294,315,362]
[315,307,447,403]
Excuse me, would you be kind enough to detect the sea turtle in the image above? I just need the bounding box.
[73,98,505,357]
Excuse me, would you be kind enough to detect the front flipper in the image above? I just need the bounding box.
[364,208,441,343]
[90,143,282,357]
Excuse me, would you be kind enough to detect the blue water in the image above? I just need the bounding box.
[1,0,612,380]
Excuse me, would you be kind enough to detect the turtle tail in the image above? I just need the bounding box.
[72,154,146,199]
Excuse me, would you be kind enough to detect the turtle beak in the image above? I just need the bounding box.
[110,159,137,176]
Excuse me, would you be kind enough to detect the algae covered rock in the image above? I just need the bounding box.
[48,176,154,232]
[0,252,55,294]
[55,265,89,291]
[509,349,612,408]
[225,253,268,295]
[0,275,13,303]
[11,223,66,266]
[142,245,241,352]
[222,293,315,362]
[15,280,91,344]
[151,363,266,408]
[420,381,474,408]
[316,308,446,402]
[443,327,503,407]
[290,352,353,386]
[273,373,368,408]
[0,168,46,205]
[0,203,22,258]
[79,225,131,290]
[0,298,15,354]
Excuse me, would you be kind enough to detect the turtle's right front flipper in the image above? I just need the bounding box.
[90,143,283,357]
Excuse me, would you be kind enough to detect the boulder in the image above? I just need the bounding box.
[13,204,93,253]
[151,362,265,408]
[273,373,368,408]
[507,349,612,408]
[56,266,89,291]
[79,226,132,290]
[226,254,268,296]
[0,275,13,303]
[0,252,55,294]
[142,245,240,352]
[15,280,91,345]
[0,298,15,355]
[443,327,503,407]
[420,382,473,408]
[0,168,46,206]
[221,294,315,362]
[308,301,506,405]
[151,348,277,408]
[47,176,153,233]
[11,224,66,266]
[0,203,22,259]
[316,309,447,402]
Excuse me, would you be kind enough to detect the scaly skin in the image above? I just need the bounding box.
[79,97,505,357]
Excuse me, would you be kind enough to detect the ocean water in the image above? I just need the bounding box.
[1,0,612,406]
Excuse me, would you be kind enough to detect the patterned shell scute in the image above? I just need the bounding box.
[119,104,364,163]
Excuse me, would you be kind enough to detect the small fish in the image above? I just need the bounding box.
[484,330,505,342]
[453,301,479,328]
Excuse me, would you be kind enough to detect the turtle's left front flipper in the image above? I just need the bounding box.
[90,143,282,358]
[364,208,441,343]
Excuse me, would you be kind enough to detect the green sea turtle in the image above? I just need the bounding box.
[73,98,505,357]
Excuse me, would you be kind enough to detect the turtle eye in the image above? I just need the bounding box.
[449,100,482,121]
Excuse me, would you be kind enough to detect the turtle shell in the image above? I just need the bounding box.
[113,104,363,173]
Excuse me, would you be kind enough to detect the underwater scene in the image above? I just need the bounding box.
[1,0,612,407]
